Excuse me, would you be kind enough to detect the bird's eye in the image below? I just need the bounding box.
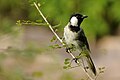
[76,16,79,18]
[76,16,81,19]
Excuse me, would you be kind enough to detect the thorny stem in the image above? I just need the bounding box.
[33,2,95,80]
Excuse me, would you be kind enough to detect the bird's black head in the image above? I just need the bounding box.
[70,13,88,27]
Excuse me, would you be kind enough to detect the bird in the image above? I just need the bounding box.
[63,13,96,75]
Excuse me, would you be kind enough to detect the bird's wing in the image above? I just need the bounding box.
[77,28,96,75]
[77,28,90,51]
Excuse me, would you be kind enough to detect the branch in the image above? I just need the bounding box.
[33,2,94,80]
[33,2,63,44]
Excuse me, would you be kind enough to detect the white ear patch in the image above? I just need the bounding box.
[70,17,78,26]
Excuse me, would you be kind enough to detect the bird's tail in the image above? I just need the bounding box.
[87,56,96,75]
[81,52,96,76]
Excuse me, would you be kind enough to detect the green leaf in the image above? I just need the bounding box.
[76,55,81,59]
[64,58,70,65]
[65,58,70,61]
[16,20,21,26]
[38,3,41,7]
[98,67,102,70]
[64,61,69,65]
[67,64,71,68]
[63,66,68,69]
[49,44,62,49]
[50,36,56,42]
[100,71,104,73]
[52,23,61,29]
[101,67,105,69]
[36,19,42,23]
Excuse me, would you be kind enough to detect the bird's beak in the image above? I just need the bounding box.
[82,15,88,19]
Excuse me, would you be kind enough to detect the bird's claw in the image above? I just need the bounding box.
[66,48,71,53]
[73,58,78,63]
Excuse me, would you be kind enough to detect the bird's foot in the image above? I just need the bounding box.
[73,58,78,63]
[66,48,71,53]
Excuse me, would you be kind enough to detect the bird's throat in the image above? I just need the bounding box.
[69,25,80,33]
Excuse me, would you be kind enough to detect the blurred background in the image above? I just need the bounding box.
[0,0,120,80]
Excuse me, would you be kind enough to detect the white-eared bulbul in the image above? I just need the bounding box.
[64,13,96,75]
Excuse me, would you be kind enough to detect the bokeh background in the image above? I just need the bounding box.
[0,0,120,80]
